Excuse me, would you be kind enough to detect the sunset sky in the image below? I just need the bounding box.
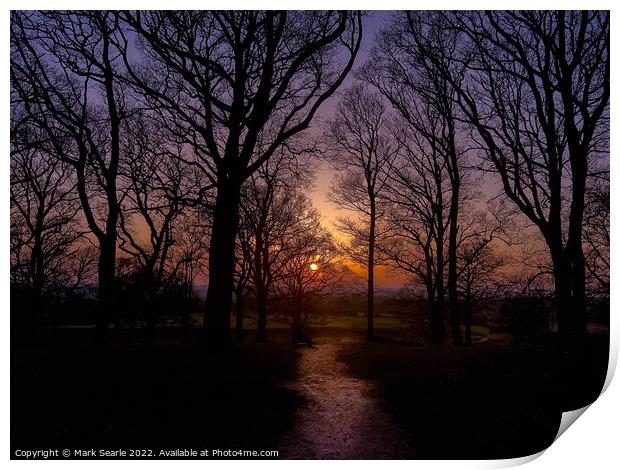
[307,12,405,288]
[309,12,390,229]
[105,12,526,290]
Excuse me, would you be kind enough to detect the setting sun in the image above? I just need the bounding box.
[310,263,318,271]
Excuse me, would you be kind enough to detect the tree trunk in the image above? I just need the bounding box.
[554,255,587,339]
[549,237,587,341]
[464,295,472,345]
[253,224,269,342]
[144,278,157,345]
[28,232,45,343]
[430,302,444,344]
[567,244,587,336]
[255,293,267,343]
[203,178,241,348]
[96,236,116,346]
[557,33,592,341]
[447,184,462,345]
[426,289,442,344]
[234,288,245,343]
[564,143,588,338]
[367,199,376,342]
[182,277,192,342]
[29,284,42,343]
[291,292,308,344]
[433,235,445,345]
[98,38,120,347]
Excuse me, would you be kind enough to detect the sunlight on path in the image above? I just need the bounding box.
[278,344,414,459]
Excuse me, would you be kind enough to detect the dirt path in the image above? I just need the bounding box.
[277,343,414,459]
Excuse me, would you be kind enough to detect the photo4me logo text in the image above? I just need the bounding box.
[14,448,279,458]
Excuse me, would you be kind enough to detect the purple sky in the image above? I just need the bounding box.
[308,12,404,288]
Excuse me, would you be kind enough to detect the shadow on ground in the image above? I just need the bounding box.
[12,329,303,456]
[337,334,609,459]
[11,327,609,460]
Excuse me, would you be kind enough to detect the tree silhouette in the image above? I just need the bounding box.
[583,181,609,297]
[380,118,453,344]
[10,108,91,336]
[361,12,469,344]
[11,11,128,344]
[456,207,511,344]
[422,11,609,339]
[237,149,315,342]
[324,84,397,341]
[273,200,345,343]
[117,113,196,340]
[117,11,362,346]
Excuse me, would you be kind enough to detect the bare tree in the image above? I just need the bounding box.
[11,11,129,344]
[116,11,362,346]
[419,11,609,339]
[583,181,609,297]
[117,113,197,339]
[380,119,452,344]
[167,206,211,291]
[273,201,345,343]
[233,232,252,343]
[324,84,397,341]
[456,208,510,344]
[237,149,315,342]
[10,107,93,335]
[158,205,212,339]
[360,12,469,344]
